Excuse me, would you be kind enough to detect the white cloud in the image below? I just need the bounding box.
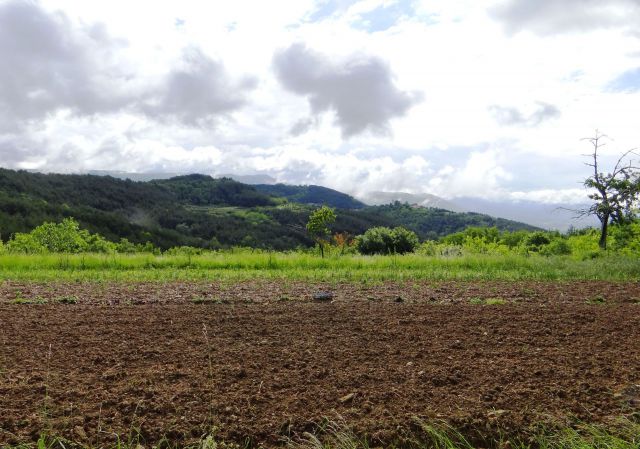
[1,0,640,206]
[273,43,423,137]
[490,0,640,36]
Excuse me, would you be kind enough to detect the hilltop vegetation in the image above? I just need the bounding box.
[0,168,539,250]
[253,183,366,209]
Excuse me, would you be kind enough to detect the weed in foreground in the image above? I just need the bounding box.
[468,297,506,305]
[3,420,640,449]
[289,419,640,449]
[54,296,78,304]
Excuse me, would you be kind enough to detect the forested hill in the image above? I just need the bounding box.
[253,183,366,209]
[0,168,539,249]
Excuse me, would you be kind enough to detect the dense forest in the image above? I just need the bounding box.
[253,183,366,209]
[0,169,538,250]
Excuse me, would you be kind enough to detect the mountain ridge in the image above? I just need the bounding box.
[0,168,540,249]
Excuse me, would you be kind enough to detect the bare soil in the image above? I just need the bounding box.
[1,281,639,447]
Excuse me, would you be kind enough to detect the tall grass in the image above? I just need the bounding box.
[4,420,639,449]
[290,420,640,449]
[0,252,638,282]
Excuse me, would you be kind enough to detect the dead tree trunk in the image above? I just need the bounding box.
[598,214,609,250]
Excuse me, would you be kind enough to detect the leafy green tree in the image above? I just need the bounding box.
[355,227,392,255]
[356,226,419,255]
[575,132,640,249]
[391,227,420,254]
[26,218,88,252]
[6,218,119,253]
[306,206,336,258]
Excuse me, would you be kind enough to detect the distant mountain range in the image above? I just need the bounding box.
[356,190,595,231]
[357,191,459,211]
[0,168,539,249]
[82,170,592,230]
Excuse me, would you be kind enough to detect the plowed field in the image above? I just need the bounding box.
[1,281,639,447]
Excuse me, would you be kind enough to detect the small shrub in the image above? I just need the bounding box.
[55,295,78,304]
[7,233,46,254]
[524,231,552,252]
[356,226,419,255]
[587,294,606,304]
[12,296,48,305]
[540,239,572,256]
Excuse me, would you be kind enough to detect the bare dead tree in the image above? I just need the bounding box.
[574,132,640,249]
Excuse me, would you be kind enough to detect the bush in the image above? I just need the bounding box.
[539,238,572,256]
[29,218,89,252]
[7,218,120,253]
[523,231,552,252]
[165,246,204,256]
[609,222,640,255]
[442,227,501,246]
[82,231,116,253]
[500,230,529,248]
[116,238,158,254]
[392,227,420,254]
[356,226,419,255]
[6,233,46,254]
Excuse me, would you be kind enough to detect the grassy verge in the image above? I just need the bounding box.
[0,253,639,282]
[4,420,639,449]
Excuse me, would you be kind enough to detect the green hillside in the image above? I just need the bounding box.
[253,183,366,209]
[0,168,539,249]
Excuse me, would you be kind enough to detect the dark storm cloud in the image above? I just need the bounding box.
[489,102,560,127]
[141,47,257,127]
[0,135,47,165]
[0,1,256,135]
[0,0,130,131]
[273,43,422,137]
[490,0,640,35]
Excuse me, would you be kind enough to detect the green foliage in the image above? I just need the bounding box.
[524,231,552,252]
[371,203,538,241]
[0,168,542,251]
[306,206,337,257]
[578,133,640,249]
[7,233,47,254]
[165,246,205,256]
[438,227,583,257]
[539,238,572,256]
[29,218,89,252]
[609,221,640,254]
[152,174,276,207]
[254,183,366,209]
[355,226,419,255]
[8,219,123,254]
[115,238,157,254]
[1,251,639,282]
[306,206,337,238]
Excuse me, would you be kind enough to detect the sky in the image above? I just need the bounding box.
[1,0,640,204]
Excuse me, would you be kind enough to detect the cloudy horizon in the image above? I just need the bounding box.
[1,0,640,204]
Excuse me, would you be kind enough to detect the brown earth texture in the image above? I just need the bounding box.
[1,280,640,447]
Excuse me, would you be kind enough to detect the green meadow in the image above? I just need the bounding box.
[1,251,639,282]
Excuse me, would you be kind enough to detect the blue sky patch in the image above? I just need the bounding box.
[353,0,416,32]
[309,0,359,22]
[607,67,640,92]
